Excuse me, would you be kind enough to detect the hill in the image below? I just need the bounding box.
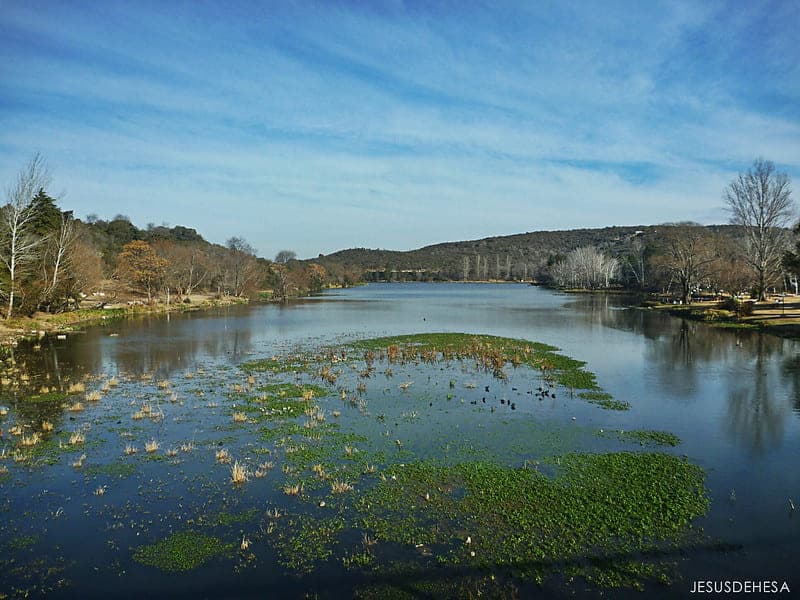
[315,224,745,283]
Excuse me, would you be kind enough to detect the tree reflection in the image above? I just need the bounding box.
[727,336,792,454]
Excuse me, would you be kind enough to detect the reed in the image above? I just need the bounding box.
[231,461,248,484]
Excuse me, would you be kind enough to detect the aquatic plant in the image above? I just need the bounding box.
[41,420,54,432]
[85,391,102,402]
[20,432,41,446]
[69,431,85,445]
[232,411,248,423]
[215,448,232,464]
[67,402,84,412]
[133,531,231,572]
[283,482,303,496]
[331,480,353,494]
[231,461,249,484]
[124,444,138,455]
[144,440,160,453]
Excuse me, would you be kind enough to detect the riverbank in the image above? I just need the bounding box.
[649,296,800,339]
[0,294,249,347]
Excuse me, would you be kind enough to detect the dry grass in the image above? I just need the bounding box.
[20,433,41,447]
[108,377,119,387]
[94,485,106,496]
[144,440,159,453]
[282,482,303,496]
[85,391,102,402]
[41,420,54,432]
[180,442,195,453]
[72,454,86,469]
[301,389,314,401]
[0,406,8,416]
[132,410,145,420]
[8,425,23,436]
[157,380,170,389]
[124,444,138,455]
[68,402,85,412]
[232,411,248,423]
[165,448,178,457]
[215,448,232,464]
[331,480,353,494]
[332,410,341,418]
[231,461,249,484]
[240,535,251,551]
[69,431,85,445]
[247,375,255,386]
[67,382,86,393]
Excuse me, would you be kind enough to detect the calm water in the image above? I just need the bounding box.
[2,283,798,598]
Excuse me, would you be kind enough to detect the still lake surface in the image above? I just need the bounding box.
[2,282,798,598]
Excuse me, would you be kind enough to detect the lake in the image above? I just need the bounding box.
[1,283,798,598]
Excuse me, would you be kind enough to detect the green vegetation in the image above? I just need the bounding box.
[600,429,682,447]
[132,531,232,572]
[579,391,631,411]
[352,452,707,590]
[240,357,311,374]
[352,333,599,391]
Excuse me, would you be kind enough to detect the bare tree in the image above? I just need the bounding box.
[43,212,76,302]
[462,255,470,281]
[274,249,297,264]
[622,237,648,289]
[550,246,618,289]
[226,237,260,297]
[1,154,50,318]
[725,159,794,300]
[652,227,718,304]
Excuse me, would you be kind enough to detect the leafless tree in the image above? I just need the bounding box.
[274,249,297,264]
[1,154,50,318]
[551,246,618,289]
[42,212,76,302]
[226,237,260,297]
[652,226,718,304]
[462,255,470,281]
[622,237,648,289]
[725,159,794,300]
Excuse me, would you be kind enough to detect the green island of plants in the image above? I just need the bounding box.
[132,531,233,572]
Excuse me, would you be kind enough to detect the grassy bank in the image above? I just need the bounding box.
[649,297,800,339]
[0,294,249,347]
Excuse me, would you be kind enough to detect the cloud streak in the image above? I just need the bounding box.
[1,0,798,257]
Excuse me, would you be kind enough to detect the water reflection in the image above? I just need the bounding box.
[4,285,799,453]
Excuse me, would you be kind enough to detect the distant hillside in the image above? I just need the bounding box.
[315,224,745,283]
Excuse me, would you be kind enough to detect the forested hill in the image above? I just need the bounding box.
[315,224,745,283]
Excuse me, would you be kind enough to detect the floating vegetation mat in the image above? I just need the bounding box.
[0,332,711,598]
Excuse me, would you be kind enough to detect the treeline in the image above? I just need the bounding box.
[1,155,356,319]
[318,159,796,303]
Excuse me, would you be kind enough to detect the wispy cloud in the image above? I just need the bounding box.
[1,0,798,257]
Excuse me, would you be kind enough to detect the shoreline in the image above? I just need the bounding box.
[0,294,250,348]
[648,298,800,339]
[5,286,799,349]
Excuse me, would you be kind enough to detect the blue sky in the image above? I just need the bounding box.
[1,1,798,259]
